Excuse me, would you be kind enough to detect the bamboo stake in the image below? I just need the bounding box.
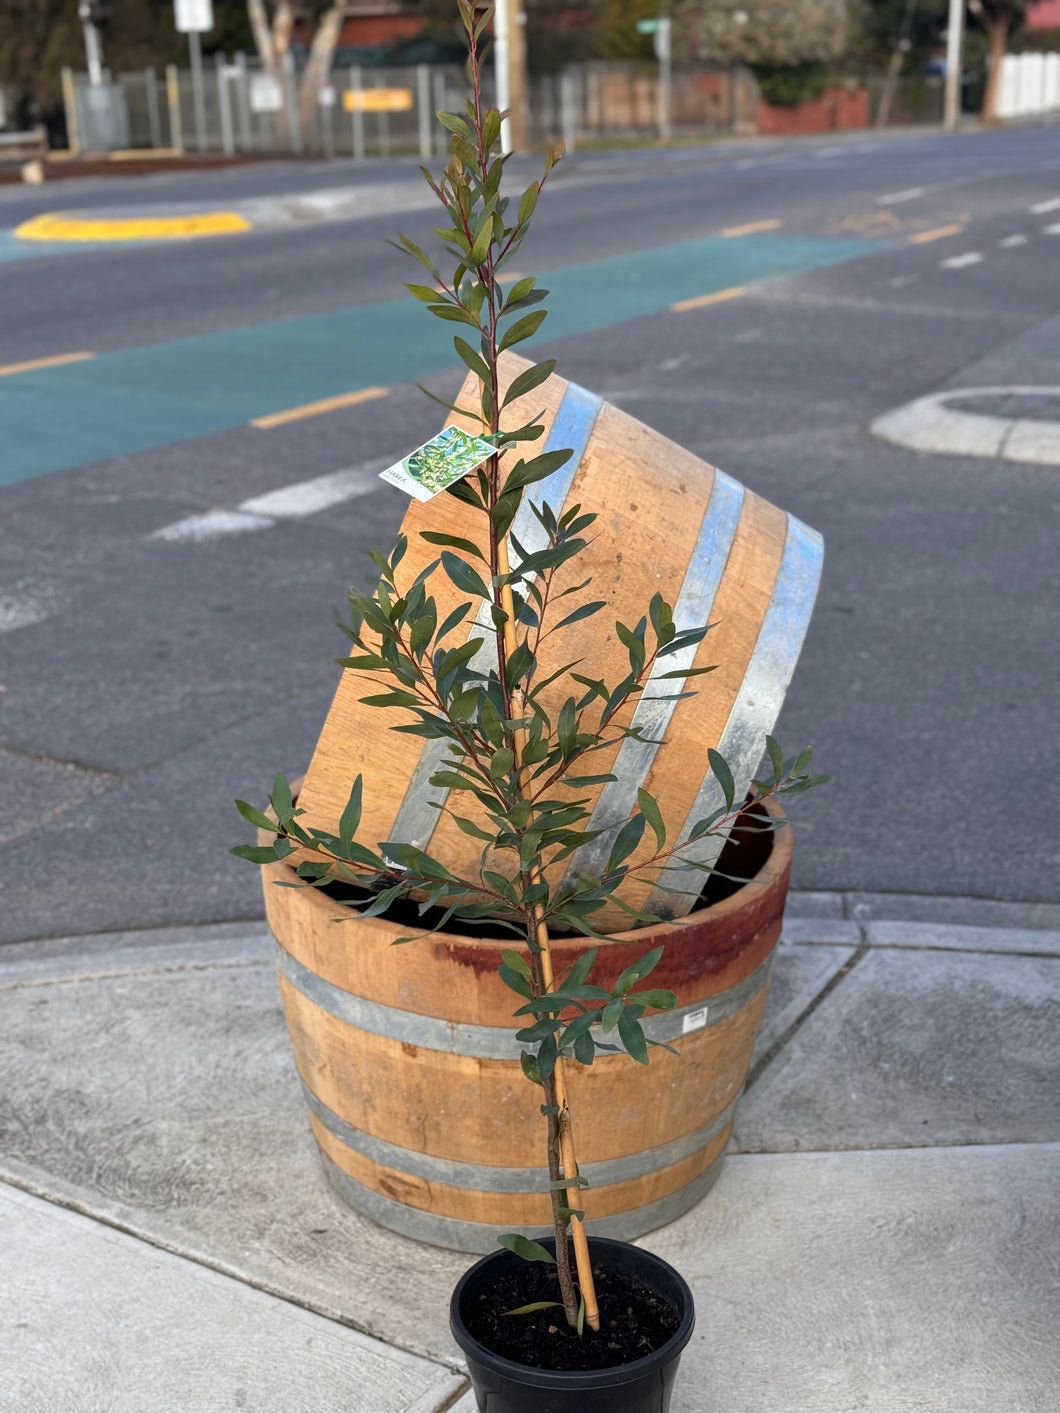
[495,533,601,1332]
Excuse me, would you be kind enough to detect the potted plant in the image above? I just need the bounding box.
[232,6,826,1406]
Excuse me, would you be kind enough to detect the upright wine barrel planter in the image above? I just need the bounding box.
[293,354,821,932]
[262,799,791,1253]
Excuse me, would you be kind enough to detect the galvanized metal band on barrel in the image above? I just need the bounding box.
[561,469,746,888]
[387,380,604,852]
[273,938,773,1058]
[302,1079,739,1194]
[645,514,823,919]
[318,1145,729,1254]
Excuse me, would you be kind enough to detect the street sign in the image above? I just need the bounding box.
[174,0,214,34]
[635,18,661,32]
[318,83,337,108]
[249,74,284,114]
[343,87,414,113]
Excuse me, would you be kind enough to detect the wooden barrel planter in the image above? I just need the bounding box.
[262,797,791,1254]
[293,354,821,932]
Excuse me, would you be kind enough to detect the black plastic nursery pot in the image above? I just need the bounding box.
[449,1237,695,1413]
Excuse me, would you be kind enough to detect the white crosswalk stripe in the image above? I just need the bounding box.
[151,457,392,543]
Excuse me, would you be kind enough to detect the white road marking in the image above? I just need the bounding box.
[998,234,1029,248]
[151,458,391,543]
[1029,197,1060,213]
[940,252,983,269]
[814,146,845,158]
[877,186,925,205]
[887,274,920,288]
[0,580,61,634]
[1044,223,1060,235]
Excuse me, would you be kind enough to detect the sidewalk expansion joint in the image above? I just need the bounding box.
[743,935,870,1093]
[0,1166,467,1376]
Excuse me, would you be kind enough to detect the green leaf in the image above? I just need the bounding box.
[453,336,491,383]
[469,215,493,266]
[517,183,539,224]
[629,988,677,1010]
[420,532,486,562]
[502,949,532,980]
[501,358,556,409]
[548,600,606,634]
[436,601,472,641]
[636,788,665,852]
[271,773,293,821]
[707,748,736,811]
[489,746,515,779]
[499,964,533,999]
[441,552,490,600]
[499,309,547,352]
[339,776,363,847]
[452,814,495,842]
[605,813,646,874]
[405,281,442,303]
[519,1051,542,1085]
[576,1293,586,1339]
[230,843,282,864]
[235,799,277,832]
[502,1301,562,1316]
[766,735,785,783]
[618,1009,649,1065]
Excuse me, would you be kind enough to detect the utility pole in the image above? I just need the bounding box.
[494,0,511,153]
[944,0,965,129]
[78,2,105,86]
[507,0,529,154]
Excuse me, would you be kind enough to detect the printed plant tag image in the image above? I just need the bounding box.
[379,425,497,502]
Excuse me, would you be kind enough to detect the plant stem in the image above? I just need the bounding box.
[496,534,601,1333]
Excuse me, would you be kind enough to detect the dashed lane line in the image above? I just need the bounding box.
[910,224,964,245]
[151,457,391,543]
[0,351,94,378]
[940,252,983,269]
[998,234,1029,248]
[1030,197,1060,214]
[1045,223,1060,235]
[877,187,925,205]
[720,219,782,237]
[250,385,390,430]
[671,285,746,314]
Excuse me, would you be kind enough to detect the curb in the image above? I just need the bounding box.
[871,384,1060,466]
[14,210,251,242]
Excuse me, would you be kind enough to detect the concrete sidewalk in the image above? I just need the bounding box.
[2,898,1057,1411]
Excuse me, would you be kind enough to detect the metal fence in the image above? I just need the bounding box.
[61,58,758,159]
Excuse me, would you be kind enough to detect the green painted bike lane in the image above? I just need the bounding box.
[0,233,885,487]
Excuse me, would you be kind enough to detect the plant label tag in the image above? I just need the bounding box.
[681,1005,709,1035]
[379,426,496,502]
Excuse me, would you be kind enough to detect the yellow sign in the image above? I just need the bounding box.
[343,87,414,114]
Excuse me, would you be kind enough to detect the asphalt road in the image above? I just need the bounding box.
[1,125,1058,945]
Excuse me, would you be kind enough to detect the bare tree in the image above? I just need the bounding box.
[246,0,345,142]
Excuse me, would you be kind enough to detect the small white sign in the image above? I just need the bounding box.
[249,74,284,114]
[175,0,214,34]
[681,1005,709,1035]
[318,83,337,108]
[379,426,496,503]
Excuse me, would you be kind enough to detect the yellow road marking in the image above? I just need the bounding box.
[251,386,390,429]
[721,218,782,238]
[15,211,251,242]
[910,224,964,245]
[671,286,746,314]
[0,350,95,378]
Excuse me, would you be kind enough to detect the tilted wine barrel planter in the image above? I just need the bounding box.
[263,798,791,1253]
[293,353,822,933]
